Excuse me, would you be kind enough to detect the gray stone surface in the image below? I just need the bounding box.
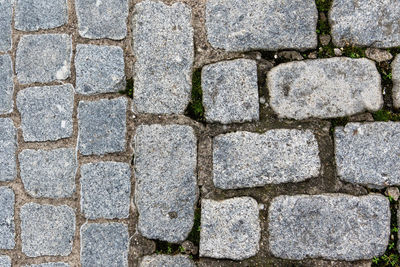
[24,263,70,267]
[139,255,195,267]
[213,130,320,189]
[200,197,260,260]
[205,0,318,51]
[132,0,194,114]
[392,55,400,108]
[17,84,74,142]
[75,44,125,95]
[0,118,16,182]
[268,58,383,119]
[134,124,197,243]
[15,0,68,31]
[330,0,400,48]
[0,0,12,52]
[16,34,72,84]
[202,59,259,124]
[77,97,127,155]
[75,0,128,40]
[0,256,10,267]
[335,122,400,188]
[19,148,77,198]
[81,162,131,219]
[365,48,393,62]
[268,194,390,260]
[0,55,13,114]
[0,187,14,249]
[80,223,129,267]
[21,203,75,257]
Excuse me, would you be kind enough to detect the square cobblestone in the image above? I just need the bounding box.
[0,256,11,267]
[81,162,131,219]
[0,187,15,250]
[80,223,129,267]
[17,84,74,142]
[16,34,72,84]
[75,44,125,95]
[78,97,127,155]
[0,55,13,114]
[0,118,17,182]
[21,203,75,257]
[0,0,12,52]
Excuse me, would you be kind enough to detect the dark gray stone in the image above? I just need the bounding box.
[134,124,197,243]
[0,55,13,114]
[392,55,400,108]
[75,44,125,95]
[0,187,14,249]
[0,118,17,182]
[199,197,260,260]
[139,255,195,267]
[0,256,11,267]
[132,0,193,114]
[24,263,70,267]
[268,194,390,260]
[0,0,12,52]
[17,84,74,142]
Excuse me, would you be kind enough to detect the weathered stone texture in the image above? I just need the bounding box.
[0,0,12,52]
[0,118,17,182]
[0,256,11,267]
[0,187,14,249]
[392,55,400,108]
[24,263,70,267]
[0,55,13,114]
[139,255,195,267]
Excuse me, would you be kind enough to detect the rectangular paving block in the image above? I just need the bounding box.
[392,55,400,108]
[134,124,197,243]
[335,122,400,188]
[0,55,13,114]
[213,129,320,189]
[205,0,317,51]
[0,118,17,182]
[139,255,195,267]
[0,187,14,249]
[268,194,390,260]
[0,0,12,52]
[132,0,194,114]
[267,58,383,119]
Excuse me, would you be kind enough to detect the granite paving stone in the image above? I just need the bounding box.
[0,118,17,182]
[139,255,195,267]
[24,263,70,267]
[134,124,197,243]
[0,0,12,52]
[392,54,400,108]
[0,55,13,114]
[0,256,10,267]
[0,187,14,249]
[132,0,194,114]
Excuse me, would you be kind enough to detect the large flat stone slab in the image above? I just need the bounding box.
[267,58,383,119]
[0,118,17,182]
[213,130,320,189]
[392,55,400,108]
[134,124,197,243]
[0,0,12,52]
[0,187,14,249]
[139,255,195,267]
[268,194,390,260]
[205,0,318,51]
[0,55,13,114]
[132,0,193,114]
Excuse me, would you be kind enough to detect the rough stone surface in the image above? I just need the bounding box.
[268,194,390,260]
[17,84,74,142]
[132,0,194,114]
[213,130,320,189]
[0,187,14,249]
[19,148,77,198]
[15,0,68,31]
[20,203,75,257]
[319,35,331,46]
[16,34,72,84]
[392,55,400,108]
[330,0,400,48]
[365,48,393,62]
[268,58,383,119]
[24,263,70,267]
[134,124,197,243]
[0,118,17,182]
[0,55,13,114]
[80,162,131,219]
[202,59,259,124]
[75,44,125,95]
[200,197,260,260]
[80,223,129,267]
[139,255,195,267]
[75,0,128,40]
[335,122,400,188]
[0,0,12,52]
[77,97,127,156]
[205,0,318,51]
[0,256,10,267]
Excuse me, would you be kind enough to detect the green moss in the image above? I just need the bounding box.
[187,208,201,246]
[119,78,134,98]
[185,69,205,122]
[316,0,332,12]
[329,117,349,135]
[373,110,400,122]
[318,44,335,58]
[154,241,180,255]
[342,46,366,58]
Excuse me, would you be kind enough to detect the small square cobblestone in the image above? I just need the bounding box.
[0,187,15,250]
[0,55,13,114]
[0,118,17,182]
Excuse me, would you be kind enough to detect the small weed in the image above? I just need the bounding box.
[154,241,180,255]
[373,110,400,122]
[185,69,205,122]
[119,78,134,98]
[187,208,201,247]
[342,46,366,58]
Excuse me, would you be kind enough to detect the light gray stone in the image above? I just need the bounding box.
[392,55,400,108]
[75,44,125,95]
[0,187,14,249]
[330,0,400,48]
[199,197,260,260]
[24,263,70,267]
[335,122,400,188]
[21,203,75,257]
[75,0,128,40]
[213,130,320,189]
[80,223,129,267]
[134,124,197,243]
[132,0,194,114]
[202,59,259,124]
[19,148,77,198]
[140,255,195,267]
[0,256,11,267]
[365,48,393,62]
[385,187,400,201]
[0,0,12,52]
[17,84,74,142]
[81,162,131,219]
[77,97,127,155]
[267,58,383,119]
[16,34,71,84]
[15,0,68,31]
[0,55,13,114]
[205,0,318,51]
[268,194,390,260]
[0,118,17,182]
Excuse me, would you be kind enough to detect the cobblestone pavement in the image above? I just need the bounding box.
[1,0,400,266]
